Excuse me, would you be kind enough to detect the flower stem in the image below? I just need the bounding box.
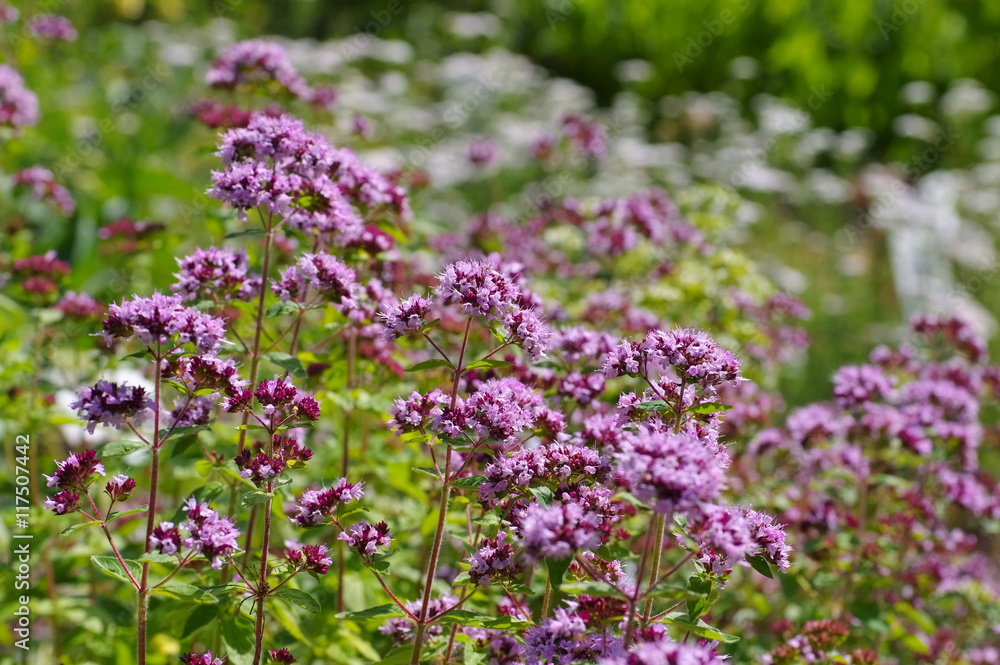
[540,576,553,620]
[251,431,276,665]
[138,343,163,665]
[641,514,667,623]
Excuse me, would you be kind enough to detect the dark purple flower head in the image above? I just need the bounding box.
[170,355,247,396]
[268,649,296,663]
[615,428,727,518]
[44,489,80,515]
[291,479,364,527]
[234,449,285,487]
[172,246,258,301]
[833,364,896,409]
[0,64,38,128]
[380,294,433,341]
[272,253,357,306]
[102,293,227,355]
[206,39,310,99]
[468,532,522,587]
[104,474,137,502]
[338,520,392,559]
[13,166,75,214]
[150,521,182,556]
[380,595,457,644]
[70,381,154,434]
[912,314,987,364]
[437,259,520,322]
[27,14,76,40]
[181,499,242,569]
[250,376,321,421]
[45,450,105,490]
[180,652,225,665]
[480,443,613,506]
[285,542,333,575]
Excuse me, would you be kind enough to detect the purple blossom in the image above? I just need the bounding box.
[206,39,310,99]
[467,377,545,444]
[13,166,75,214]
[70,381,154,433]
[272,253,357,306]
[468,532,521,587]
[479,442,613,506]
[641,328,741,387]
[557,371,606,405]
[518,487,619,561]
[104,474,137,502]
[181,652,226,665]
[44,490,80,515]
[603,339,642,378]
[466,138,498,167]
[167,395,216,428]
[286,542,333,574]
[524,608,597,665]
[44,450,106,490]
[102,293,227,355]
[599,637,725,665]
[234,449,285,487]
[380,294,433,340]
[381,595,458,643]
[0,64,38,128]
[27,14,76,40]
[268,648,296,663]
[168,355,247,396]
[172,247,258,301]
[55,291,104,319]
[615,429,727,518]
[181,498,242,569]
[150,522,181,556]
[437,259,520,321]
[503,306,551,361]
[251,375,321,421]
[387,389,448,434]
[833,364,896,409]
[743,506,792,573]
[291,479,364,527]
[338,520,392,558]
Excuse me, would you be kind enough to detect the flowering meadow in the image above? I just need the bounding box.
[2,4,1000,665]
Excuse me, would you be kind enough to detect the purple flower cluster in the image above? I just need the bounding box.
[744,506,793,573]
[272,252,358,306]
[206,39,310,99]
[44,450,105,490]
[285,542,333,574]
[387,389,448,434]
[180,652,225,665]
[179,498,242,569]
[518,486,620,561]
[102,293,227,355]
[479,442,613,505]
[172,246,259,301]
[379,294,433,340]
[70,381,154,433]
[104,474,137,502]
[55,291,105,319]
[291,479,364,527]
[0,64,38,128]
[13,166,75,215]
[380,594,458,643]
[436,259,520,322]
[27,14,77,40]
[224,375,320,422]
[44,490,80,515]
[465,377,547,444]
[338,520,392,559]
[524,608,599,665]
[600,637,724,665]
[468,532,521,587]
[615,428,727,518]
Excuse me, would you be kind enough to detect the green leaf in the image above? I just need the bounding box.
[272,587,321,613]
[686,573,714,621]
[452,571,472,586]
[413,466,441,480]
[61,520,101,535]
[223,227,266,239]
[561,581,625,598]
[376,646,415,665]
[151,581,219,604]
[122,348,152,360]
[170,482,225,522]
[687,402,734,415]
[636,400,669,412]
[464,359,513,371]
[265,352,306,377]
[745,553,774,579]
[107,505,149,523]
[138,552,178,565]
[336,604,405,620]
[663,611,739,643]
[266,301,300,318]
[480,615,533,629]
[99,439,147,457]
[529,486,554,507]
[241,490,273,507]
[544,556,572,593]
[451,474,487,489]
[405,358,454,372]
[160,423,212,443]
[91,555,141,585]
[181,605,219,639]
[220,616,256,665]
